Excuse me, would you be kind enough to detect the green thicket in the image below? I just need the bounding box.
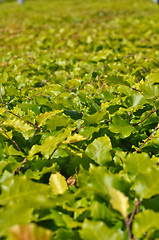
[0,0,159,239]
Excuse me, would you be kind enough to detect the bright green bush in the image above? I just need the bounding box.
[0,0,159,239]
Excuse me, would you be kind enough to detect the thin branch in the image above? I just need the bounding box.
[0,86,42,131]
[13,158,28,176]
[6,109,42,130]
[0,87,4,105]
[74,125,83,133]
[26,92,43,100]
[125,198,141,240]
[136,125,159,152]
[125,218,132,240]
[93,83,106,97]
[48,147,58,161]
[128,198,141,225]
[92,64,106,74]
[0,127,23,152]
[132,108,156,127]
[131,87,141,92]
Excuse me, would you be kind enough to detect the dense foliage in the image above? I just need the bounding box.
[0,0,159,239]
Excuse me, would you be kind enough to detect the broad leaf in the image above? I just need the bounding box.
[0,205,33,236]
[63,134,86,144]
[80,219,122,240]
[109,187,129,218]
[85,135,112,165]
[109,115,133,138]
[124,152,154,180]
[49,172,68,195]
[132,210,159,238]
[132,168,159,199]
[0,176,52,208]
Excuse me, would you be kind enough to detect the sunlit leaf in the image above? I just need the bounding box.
[85,135,112,165]
[132,168,159,199]
[109,187,129,218]
[109,115,133,138]
[80,219,122,240]
[63,133,86,144]
[0,176,52,207]
[124,152,154,180]
[132,210,159,238]
[0,205,33,237]
[49,172,68,195]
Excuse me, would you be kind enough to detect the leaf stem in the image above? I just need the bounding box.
[93,83,106,97]
[26,91,43,100]
[125,198,141,240]
[0,87,4,105]
[135,125,159,152]
[13,158,28,175]
[0,126,23,152]
[132,108,156,127]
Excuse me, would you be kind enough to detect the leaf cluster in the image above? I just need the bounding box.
[0,0,159,239]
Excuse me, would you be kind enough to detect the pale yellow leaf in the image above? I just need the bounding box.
[109,187,129,218]
[49,172,68,195]
[63,134,86,144]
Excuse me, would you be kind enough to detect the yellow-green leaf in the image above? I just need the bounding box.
[109,187,129,218]
[49,172,68,195]
[63,134,86,144]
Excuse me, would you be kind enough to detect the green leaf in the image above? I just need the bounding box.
[90,201,112,221]
[62,214,82,228]
[146,72,159,84]
[85,135,112,165]
[83,111,108,126]
[132,168,159,199]
[0,176,52,208]
[78,165,130,197]
[105,75,130,87]
[3,118,33,132]
[0,161,10,176]
[63,110,83,120]
[0,170,13,185]
[0,204,33,236]
[80,219,122,240]
[109,187,129,218]
[109,115,133,138]
[125,92,146,109]
[124,152,154,180]
[139,84,159,98]
[63,133,86,144]
[25,165,56,180]
[132,210,159,239]
[8,145,25,157]
[49,172,68,195]
[28,136,59,158]
[55,228,80,240]
[46,114,71,131]
[36,110,62,127]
